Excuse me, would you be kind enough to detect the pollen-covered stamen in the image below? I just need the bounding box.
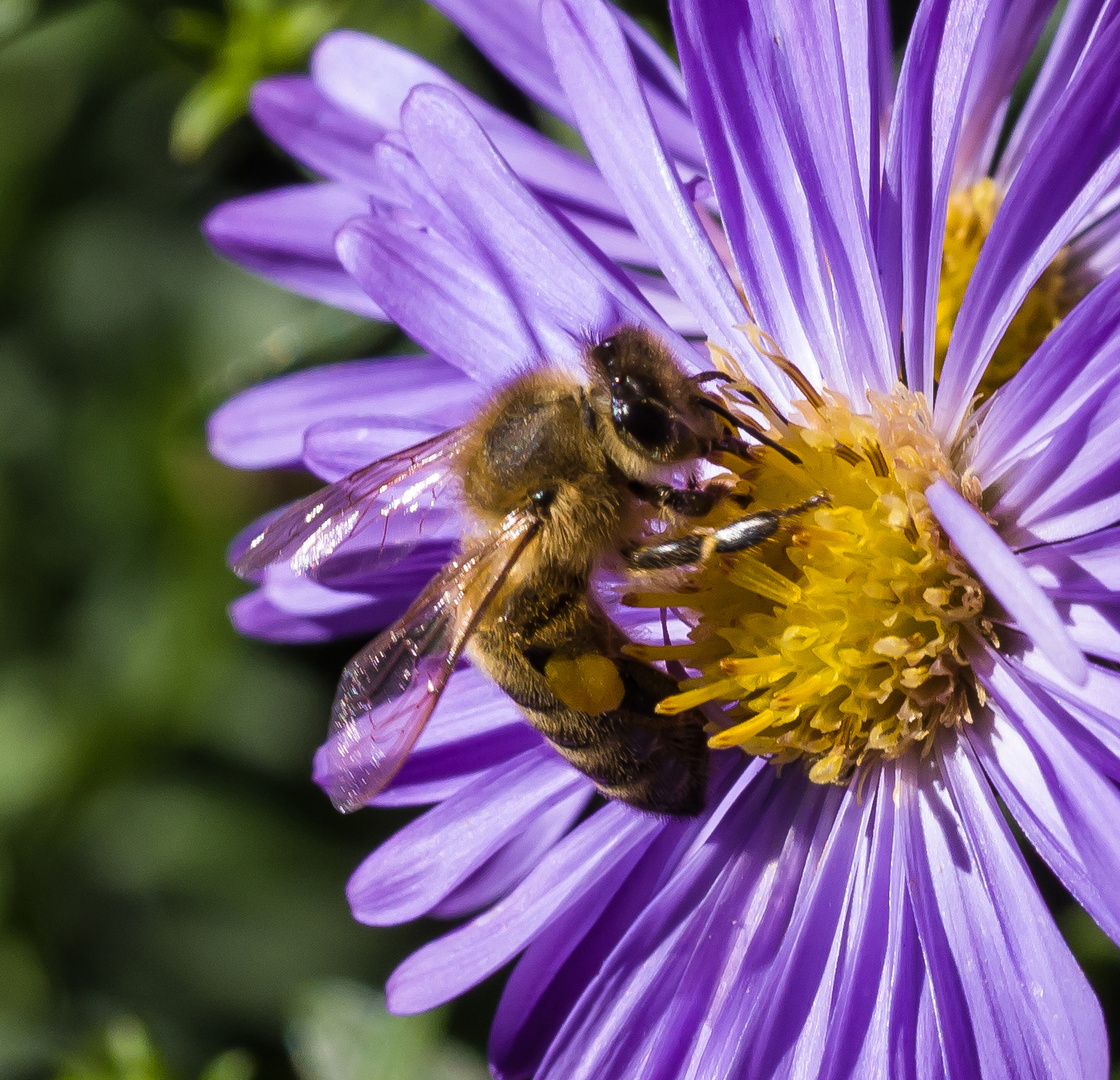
[937,178,1086,396]
[637,385,989,785]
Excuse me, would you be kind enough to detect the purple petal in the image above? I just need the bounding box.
[427,0,705,169]
[672,0,895,399]
[969,263,1120,483]
[398,85,689,369]
[990,378,1120,545]
[207,354,476,470]
[970,642,1120,945]
[336,209,538,388]
[229,588,387,643]
[489,814,695,1080]
[427,0,575,125]
[903,736,1107,1080]
[1003,647,1120,772]
[542,0,784,397]
[375,667,544,807]
[880,0,994,398]
[302,415,454,481]
[534,768,841,1080]
[428,785,591,918]
[312,31,625,220]
[388,800,664,1013]
[1018,525,1120,597]
[347,746,587,925]
[954,1,1059,184]
[925,478,1087,683]
[996,0,1120,185]
[490,758,755,1079]
[249,76,387,192]
[203,184,384,320]
[936,15,1120,439]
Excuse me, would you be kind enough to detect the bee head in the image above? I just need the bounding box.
[585,326,724,470]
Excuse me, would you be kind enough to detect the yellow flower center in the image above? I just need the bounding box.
[937,178,1082,396]
[632,385,989,784]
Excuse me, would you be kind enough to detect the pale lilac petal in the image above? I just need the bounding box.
[672,0,895,399]
[302,415,454,481]
[203,184,384,320]
[543,0,785,399]
[880,0,994,398]
[376,667,544,807]
[207,354,475,470]
[674,773,875,1080]
[489,817,696,1080]
[388,800,664,1013]
[348,746,587,925]
[680,0,891,398]
[990,379,1120,545]
[936,15,1120,439]
[904,737,1107,1080]
[312,31,625,219]
[229,588,386,643]
[1019,525,1120,597]
[490,760,754,1079]
[428,0,705,169]
[1002,646,1120,770]
[969,264,1120,482]
[259,561,375,617]
[558,208,656,270]
[336,211,538,387]
[399,86,690,370]
[249,76,387,192]
[926,478,1088,683]
[969,643,1120,944]
[953,0,1058,184]
[819,781,926,1080]
[1073,203,1120,281]
[427,0,575,125]
[428,786,591,918]
[996,0,1120,184]
[1065,601,1120,666]
[535,770,839,1080]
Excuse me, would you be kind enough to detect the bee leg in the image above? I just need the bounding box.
[628,479,747,518]
[624,493,828,570]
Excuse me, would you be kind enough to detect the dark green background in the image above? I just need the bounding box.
[0,0,1115,1076]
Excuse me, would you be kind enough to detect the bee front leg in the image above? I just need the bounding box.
[624,493,829,571]
[627,478,746,518]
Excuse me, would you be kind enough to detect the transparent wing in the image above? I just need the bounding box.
[315,510,539,813]
[232,427,467,579]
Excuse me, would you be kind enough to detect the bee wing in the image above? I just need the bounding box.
[316,510,538,812]
[232,428,466,579]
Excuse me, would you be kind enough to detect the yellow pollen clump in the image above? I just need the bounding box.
[937,178,1083,397]
[639,385,987,785]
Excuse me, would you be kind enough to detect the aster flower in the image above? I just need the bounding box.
[208,0,1120,1077]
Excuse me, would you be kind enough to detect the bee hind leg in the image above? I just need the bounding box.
[624,492,828,571]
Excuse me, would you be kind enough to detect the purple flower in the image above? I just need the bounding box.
[208,0,1120,1077]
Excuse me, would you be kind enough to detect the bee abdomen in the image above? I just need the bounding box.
[523,658,709,817]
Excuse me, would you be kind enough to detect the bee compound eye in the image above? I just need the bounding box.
[613,397,676,453]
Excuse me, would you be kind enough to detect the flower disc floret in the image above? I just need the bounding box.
[651,386,988,784]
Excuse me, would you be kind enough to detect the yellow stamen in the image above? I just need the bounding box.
[638,384,988,784]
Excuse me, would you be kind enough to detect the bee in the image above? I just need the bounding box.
[233,327,824,817]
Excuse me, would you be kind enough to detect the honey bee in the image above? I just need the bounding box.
[234,327,824,817]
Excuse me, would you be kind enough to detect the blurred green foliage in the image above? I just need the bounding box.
[0,0,491,1074]
[167,0,339,162]
[0,0,1116,1077]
